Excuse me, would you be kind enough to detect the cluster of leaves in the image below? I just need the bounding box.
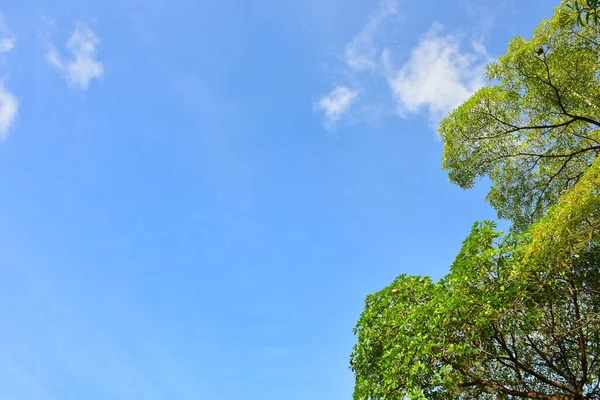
[351,221,600,399]
[567,0,600,26]
[526,156,600,269]
[351,1,600,399]
[439,0,600,231]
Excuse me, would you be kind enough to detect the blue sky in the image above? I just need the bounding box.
[0,0,557,398]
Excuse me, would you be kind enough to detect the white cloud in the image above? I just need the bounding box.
[0,83,18,139]
[315,0,489,128]
[387,25,488,120]
[47,23,103,90]
[315,0,398,126]
[0,14,18,138]
[0,13,15,53]
[0,37,14,53]
[344,0,398,71]
[316,86,358,124]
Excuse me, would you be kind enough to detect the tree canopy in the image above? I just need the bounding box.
[351,1,600,399]
[351,219,600,399]
[439,0,600,231]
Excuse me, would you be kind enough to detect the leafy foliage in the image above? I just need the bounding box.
[351,2,600,398]
[439,0,600,231]
[526,156,600,269]
[567,0,600,26]
[351,221,600,399]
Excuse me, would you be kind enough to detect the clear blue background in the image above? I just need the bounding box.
[0,0,556,398]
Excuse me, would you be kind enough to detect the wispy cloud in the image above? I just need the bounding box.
[315,86,358,126]
[315,0,489,128]
[0,13,15,53]
[0,37,14,53]
[315,0,399,127]
[0,83,18,139]
[47,23,103,90]
[386,25,488,121]
[0,13,17,139]
[344,0,399,71]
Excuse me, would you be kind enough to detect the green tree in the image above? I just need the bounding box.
[351,221,600,399]
[439,0,600,231]
[351,2,600,399]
